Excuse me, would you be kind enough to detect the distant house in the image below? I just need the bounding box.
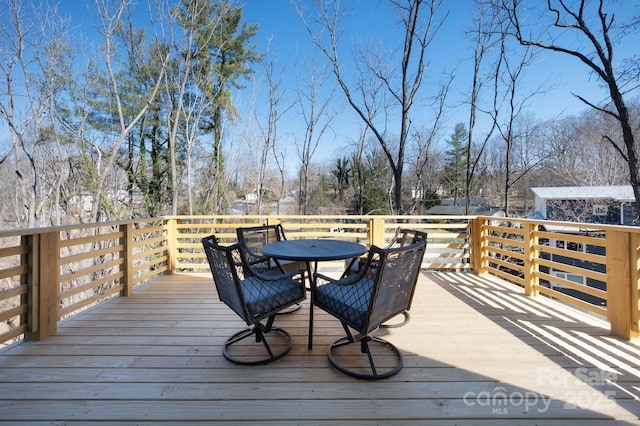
[425,196,503,217]
[228,194,257,215]
[529,186,640,307]
[531,185,638,226]
[245,193,258,204]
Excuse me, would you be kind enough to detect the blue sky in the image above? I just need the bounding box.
[241,0,613,117]
[238,0,628,161]
[53,0,636,164]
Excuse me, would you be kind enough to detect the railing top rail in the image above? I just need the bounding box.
[476,215,640,234]
[0,218,163,239]
[2,215,637,240]
[163,214,479,220]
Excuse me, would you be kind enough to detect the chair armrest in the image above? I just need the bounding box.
[314,271,361,286]
[253,267,305,283]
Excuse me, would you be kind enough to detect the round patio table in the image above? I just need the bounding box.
[262,239,367,349]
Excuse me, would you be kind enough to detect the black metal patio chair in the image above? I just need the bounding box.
[236,224,307,275]
[342,228,428,328]
[343,228,428,276]
[313,236,427,379]
[237,224,307,313]
[202,235,306,365]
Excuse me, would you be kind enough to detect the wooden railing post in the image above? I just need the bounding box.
[25,230,59,340]
[472,217,488,275]
[606,229,639,340]
[523,222,539,297]
[165,217,177,274]
[22,235,36,339]
[368,217,385,247]
[121,223,134,296]
[265,217,280,226]
[631,232,640,335]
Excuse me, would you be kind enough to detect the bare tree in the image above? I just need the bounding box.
[578,110,630,185]
[406,77,450,214]
[0,0,75,227]
[544,112,628,187]
[463,0,500,214]
[349,126,369,214]
[294,52,338,215]
[405,125,444,214]
[495,39,548,215]
[155,0,222,215]
[504,0,640,219]
[180,71,215,215]
[294,0,449,214]
[254,41,291,214]
[462,1,551,215]
[84,0,168,222]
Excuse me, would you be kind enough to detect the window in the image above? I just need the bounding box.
[553,239,584,253]
[567,242,584,252]
[593,204,608,216]
[550,271,585,290]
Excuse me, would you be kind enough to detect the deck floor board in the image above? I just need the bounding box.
[1,271,640,424]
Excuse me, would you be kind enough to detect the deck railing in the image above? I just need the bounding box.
[0,214,638,348]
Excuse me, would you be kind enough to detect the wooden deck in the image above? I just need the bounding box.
[2,269,640,425]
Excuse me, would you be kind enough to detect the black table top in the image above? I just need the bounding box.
[261,239,367,262]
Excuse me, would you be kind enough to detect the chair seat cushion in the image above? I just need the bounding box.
[240,276,304,319]
[315,278,374,331]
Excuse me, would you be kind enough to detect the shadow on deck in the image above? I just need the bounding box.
[0,270,639,425]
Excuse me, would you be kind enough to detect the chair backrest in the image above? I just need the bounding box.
[201,235,249,322]
[363,238,427,333]
[236,224,285,273]
[346,228,427,277]
[388,228,428,248]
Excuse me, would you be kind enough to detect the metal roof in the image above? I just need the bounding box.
[530,186,635,202]
[425,205,503,216]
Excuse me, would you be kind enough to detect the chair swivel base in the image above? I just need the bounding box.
[277,302,302,315]
[223,326,293,365]
[327,335,403,380]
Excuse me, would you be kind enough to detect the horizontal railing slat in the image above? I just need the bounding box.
[0,283,28,301]
[535,243,606,265]
[59,230,125,249]
[537,257,607,283]
[60,258,124,282]
[0,243,28,258]
[59,285,124,318]
[536,284,608,316]
[536,270,607,300]
[60,270,125,300]
[0,264,29,281]
[0,304,27,323]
